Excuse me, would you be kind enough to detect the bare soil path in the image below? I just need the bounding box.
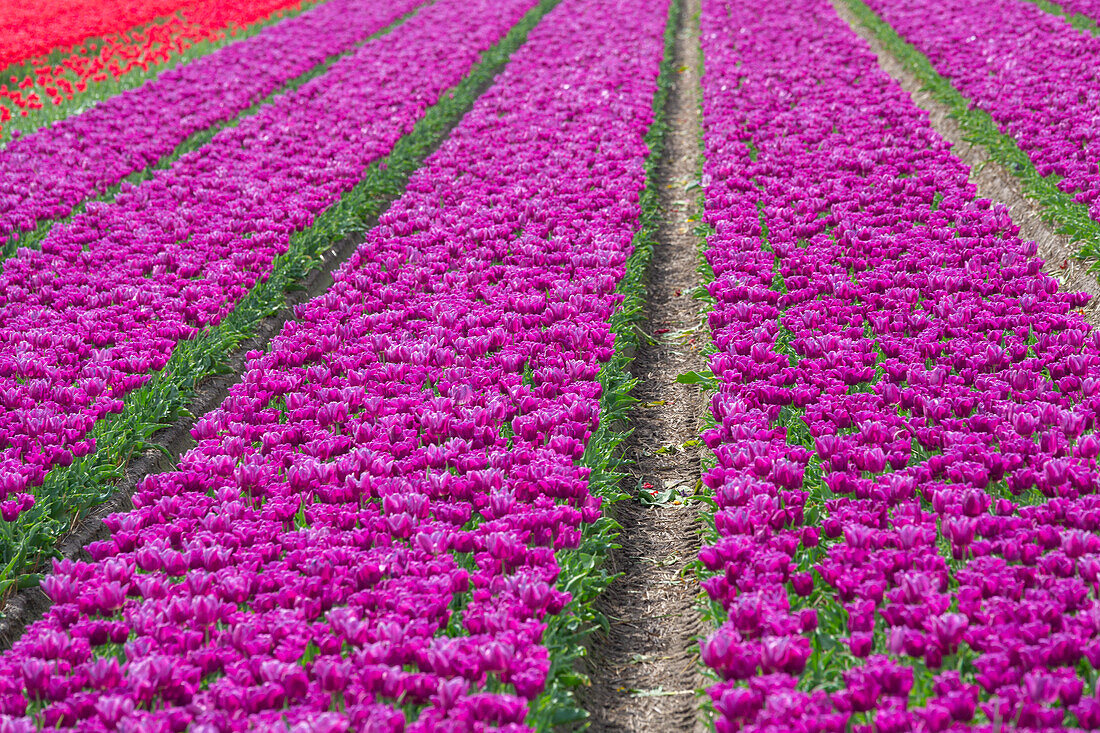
[580,0,709,728]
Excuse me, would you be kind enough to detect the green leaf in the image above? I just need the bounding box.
[689,494,718,509]
[549,706,589,725]
[675,369,718,389]
[16,573,41,590]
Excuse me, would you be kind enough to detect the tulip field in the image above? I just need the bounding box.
[4,0,1100,728]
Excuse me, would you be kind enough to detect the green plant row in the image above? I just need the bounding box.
[524,0,681,727]
[0,0,326,147]
[0,0,558,597]
[1021,0,1100,35]
[0,2,424,267]
[841,0,1100,265]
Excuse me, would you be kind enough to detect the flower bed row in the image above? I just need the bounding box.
[0,0,539,527]
[698,0,1100,729]
[0,0,671,726]
[0,0,315,139]
[1034,0,1100,28]
[836,0,1100,266]
[0,0,555,599]
[0,0,424,252]
[861,0,1100,231]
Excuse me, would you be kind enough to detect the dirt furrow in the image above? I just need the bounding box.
[580,0,708,729]
[833,0,1100,329]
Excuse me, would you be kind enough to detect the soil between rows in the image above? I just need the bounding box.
[579,0,709,728]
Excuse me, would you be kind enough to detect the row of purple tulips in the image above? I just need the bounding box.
[697,0,1100,729]
[0,0,672,728]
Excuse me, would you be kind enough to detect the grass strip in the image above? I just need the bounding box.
[0,2,426,266]
[0,1,325,147]
[0,0,560,598]
[524,0,680,727]
[842,0,1100,265]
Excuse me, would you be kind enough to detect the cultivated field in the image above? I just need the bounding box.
[0,0,1099,730]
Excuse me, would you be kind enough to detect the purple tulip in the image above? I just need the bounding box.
[0,0,673,728]
[696,0,1100,727]
[865,0,1100,228]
